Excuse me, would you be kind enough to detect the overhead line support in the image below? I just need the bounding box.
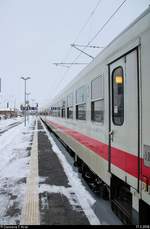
[71,44,94,60]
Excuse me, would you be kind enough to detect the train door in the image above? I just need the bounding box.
[109,48,139,190]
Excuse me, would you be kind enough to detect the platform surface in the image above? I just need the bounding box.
[20,118,96,225]
[38,120,90,225]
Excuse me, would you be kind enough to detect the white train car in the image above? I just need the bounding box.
[41,7,150,224]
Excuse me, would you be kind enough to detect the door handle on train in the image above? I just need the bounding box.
[109,130,114,141]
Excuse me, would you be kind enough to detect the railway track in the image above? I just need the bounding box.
[0,121,23,135]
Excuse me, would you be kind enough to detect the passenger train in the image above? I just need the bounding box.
[41,7,150,224]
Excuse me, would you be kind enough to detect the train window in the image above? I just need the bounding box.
[91,100,104,123]
[67,93,73,107]
[67,106,73,119]
[112,66,124,126]
[58,111,60,117]
[51,106,60,117]
[61,108,65,118]
[76,86,87,104]
[91,76,104,123]
[76,103,86,120]
[61,99,66,118]
[56,106,61,117]
[91,76,103,100]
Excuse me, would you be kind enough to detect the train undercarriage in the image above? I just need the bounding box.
[74,155,133,224]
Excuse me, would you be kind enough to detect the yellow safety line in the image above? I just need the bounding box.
[20,118,40,225]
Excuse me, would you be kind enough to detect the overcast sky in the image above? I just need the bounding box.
[0,0,149,109]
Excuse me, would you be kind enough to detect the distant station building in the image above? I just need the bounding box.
[0,108,18,119]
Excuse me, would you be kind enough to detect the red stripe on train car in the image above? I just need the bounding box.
[46,120,150,183]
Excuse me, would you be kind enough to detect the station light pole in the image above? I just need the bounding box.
[0,78,1,110]
[26,92,31,103]
[20,77,31,126]
[0,78,1,93]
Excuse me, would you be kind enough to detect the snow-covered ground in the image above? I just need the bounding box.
[0,116,35,224]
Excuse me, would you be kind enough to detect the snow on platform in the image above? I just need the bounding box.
[0,116,35,224]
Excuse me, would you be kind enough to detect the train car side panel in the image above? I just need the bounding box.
[141,28,150,207]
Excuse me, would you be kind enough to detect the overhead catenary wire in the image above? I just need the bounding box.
[71,44,104,48]
[53,62,89,66]
[70,0,127,67]
[52,0,127,100]
[87,0,127,46]
[61,0,103,64]
[73,0,103,43]
[51,0,103,98]
[53,62,89,69]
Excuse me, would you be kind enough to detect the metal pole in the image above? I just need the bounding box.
[24,79,26,126]
[0,78,1,93]
[21,77,30,127]
[0,78,1,111]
